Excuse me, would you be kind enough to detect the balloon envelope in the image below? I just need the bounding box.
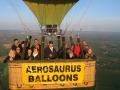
[23,0,78,26]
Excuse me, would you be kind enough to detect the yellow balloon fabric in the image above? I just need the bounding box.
[23,0,78,26]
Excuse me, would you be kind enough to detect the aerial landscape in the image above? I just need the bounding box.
[0,0,120,90]
[0,30,120,90]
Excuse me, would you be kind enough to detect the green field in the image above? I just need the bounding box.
[0,30,120,90]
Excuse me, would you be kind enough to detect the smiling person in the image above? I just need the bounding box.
[85,48,96,59]
[4,49,16,63]
[25,48,33,60]
[31,39,41,54]
[32,48,41,60]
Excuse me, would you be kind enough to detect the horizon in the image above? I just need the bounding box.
[0,29,120,33]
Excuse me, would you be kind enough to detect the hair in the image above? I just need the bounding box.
[27,48,32,54]
[34,39,38,41]
[49,41,53,44]
[21,41,25,44]
[33,47,38,50]
[16,47,21,51]
[13,38,19,41]
[27,48,32,50]
[10,49,16,52]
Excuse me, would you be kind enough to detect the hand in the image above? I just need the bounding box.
[9,57,14,62]
[49,54,53,58]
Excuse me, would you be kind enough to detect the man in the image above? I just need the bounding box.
[15,47,22,60]
[25,48,33,60]
[11,38,21,50]
[31,39,41,54]
[44,41,57,59]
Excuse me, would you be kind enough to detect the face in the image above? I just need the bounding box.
[88,48,93,54]
[21,43,25,48]
[85,45,89,49]
[67,49,71,53]
[35,44,40,49]
[14,40,19,46]
[69,52,74,58]
[49,43,53,48]
[9,50,16,58]
[28,49,32,55]
[83,41,87,46]
[33,48,38,54]
[34,40,39,46]
[16,47,21,54]
[71,45,74,49]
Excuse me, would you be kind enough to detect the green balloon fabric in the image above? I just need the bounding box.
[23,0,78,26]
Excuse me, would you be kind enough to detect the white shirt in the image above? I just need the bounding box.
[50,47,53,52]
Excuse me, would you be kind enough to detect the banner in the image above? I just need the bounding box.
[22,62,85,84]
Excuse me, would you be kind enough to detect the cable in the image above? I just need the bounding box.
[78,0,94,29]
[64,0,94,34]
[63,2,77,35]
[8,0,29,35]
[37,1,43,32]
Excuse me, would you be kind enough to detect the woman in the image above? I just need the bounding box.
[32,48,41,60]
[85,48,96,59]
[74,42,81,58]
[4,49,16,63]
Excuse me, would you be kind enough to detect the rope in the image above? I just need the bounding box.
[37,1,42,30]
[77,0,94,29]
[8,0,29,35]
[64,0,94,35]
[63,2,75,35]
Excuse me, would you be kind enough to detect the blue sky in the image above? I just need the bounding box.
[0,0,120,32]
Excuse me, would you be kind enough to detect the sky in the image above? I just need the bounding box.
[0,0,120,32]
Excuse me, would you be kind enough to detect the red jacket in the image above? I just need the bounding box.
[74,45,81,57]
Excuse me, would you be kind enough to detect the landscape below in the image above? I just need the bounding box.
[0,30,120,90]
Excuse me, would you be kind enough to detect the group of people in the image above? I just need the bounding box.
[58,40,96,59]
[4,38,96,63]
